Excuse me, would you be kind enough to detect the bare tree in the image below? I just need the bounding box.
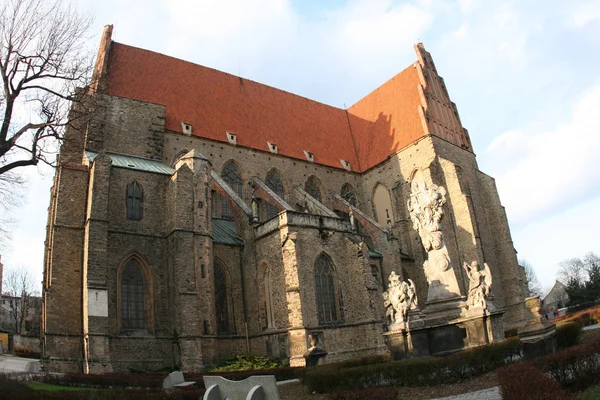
[0,0,93,177]
[2,267,39,335]
[557,257,587,286]
[520,259,542,297]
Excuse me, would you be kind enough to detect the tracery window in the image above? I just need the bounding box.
[341,183,357,206]
[221,161,243,219]
[305,176,323,203]
[315,253,341,325]
[121,259,146,330]
[214,261,231,334]
[265,169,285,220]
[126,182,143,221]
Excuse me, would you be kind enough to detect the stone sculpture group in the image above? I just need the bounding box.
[383,173,494,328]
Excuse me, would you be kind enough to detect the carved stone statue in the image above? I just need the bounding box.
[383,272,418,325]
[407,177,451,272]
[463,261,493,309]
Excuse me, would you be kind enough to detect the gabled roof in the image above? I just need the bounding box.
[94,26,472,172]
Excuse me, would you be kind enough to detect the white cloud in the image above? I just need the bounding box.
[486,85,600,226]
[566,1,600,28]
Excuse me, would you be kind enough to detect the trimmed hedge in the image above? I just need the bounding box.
[498,363,573,400]
[535,338,600,391]
[0,375,204,400]
[555,319,584,349]
[328,386,398,400]
[36,366,301,389]
[303,338,521,393]
[498,337,600,397]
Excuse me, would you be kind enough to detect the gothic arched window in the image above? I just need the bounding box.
[121,259,146,330]
[341,183,357,206]
[214,261,232,334]
[315,253,341,325]
[221,161,243,219]
[372,183,394,226]
[305,176,323,203]
[126,182,143,221]
[265,169,285,220]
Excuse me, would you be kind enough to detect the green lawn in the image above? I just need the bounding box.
[27,381,98,391]
[579,384,600,400]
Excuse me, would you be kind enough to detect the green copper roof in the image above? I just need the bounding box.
[85,151,175,175]
[212,218,244,246]
[368,249,383,259]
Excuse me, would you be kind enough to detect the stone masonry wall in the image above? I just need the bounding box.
[86,94,166,160]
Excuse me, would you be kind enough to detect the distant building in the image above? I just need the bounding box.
[542,281,570,318]
[0,294,42,337]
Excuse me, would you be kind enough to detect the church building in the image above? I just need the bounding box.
[42,25,529,373]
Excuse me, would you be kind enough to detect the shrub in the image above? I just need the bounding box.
[332,353,391,369]
[0,375,205,400]
[38,372,165,389]
[36,366,301,390]
[209,355,281,372]
[535,338,600,391]
[328,386,398,400]
[498,363,573,400]
[555,319,583,349]
[303,338,521,393]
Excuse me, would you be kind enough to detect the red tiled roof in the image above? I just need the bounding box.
[348,65,424,170]
[102,42,426,172]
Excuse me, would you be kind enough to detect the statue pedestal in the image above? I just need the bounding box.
[384,303,505,360]
[518,296,556,360]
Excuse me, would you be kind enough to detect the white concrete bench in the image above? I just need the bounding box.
[203,375,280,400]
[162,371,196,389]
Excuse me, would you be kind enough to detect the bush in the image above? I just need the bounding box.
[38,372,165,389]
[498,363,573,400]
[36,366,301,390]
[209,355,281,372]
[535,338,600,391]
[329,354,391,369]
[303,338,521,393]
[555,319,584,349]
[0,375,205,400]
[328,386,398,400]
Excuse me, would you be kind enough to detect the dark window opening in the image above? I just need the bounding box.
[265,169,285,219]
[315,254,340,325]
[214,262,231,334]
[221,161,243,219]
[126,182,143,221]
[122,259,146,330]
[341,183,357,206]
[305,176,323,203]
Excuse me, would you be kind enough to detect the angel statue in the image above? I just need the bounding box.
[383,272,419,325]
[463,261,492,309]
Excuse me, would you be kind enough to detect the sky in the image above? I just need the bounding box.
[2,0,600,295]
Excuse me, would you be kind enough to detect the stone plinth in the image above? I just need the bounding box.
[384,305,505,360]
[518,296,556,360]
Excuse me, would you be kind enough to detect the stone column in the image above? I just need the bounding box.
[280,230,308,367]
